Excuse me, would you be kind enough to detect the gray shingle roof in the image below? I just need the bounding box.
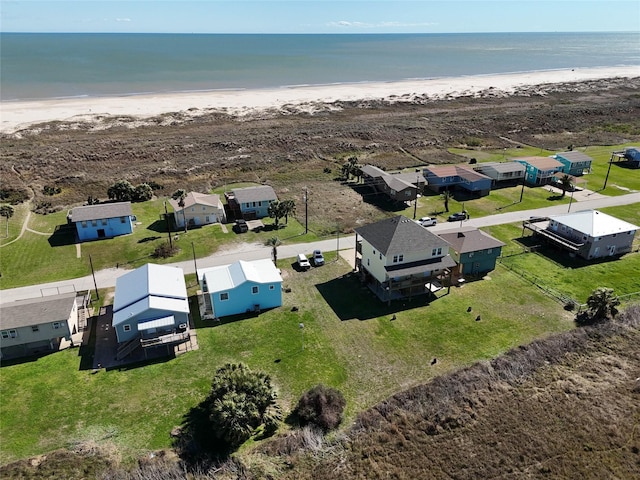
[475,162,525,174]
[0,294,76,329]
[232,185,278,204]
[70,202,133,222]
[355,215,444,257]
[438,228,505,254]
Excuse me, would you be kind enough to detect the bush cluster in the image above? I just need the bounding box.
[294,384,346,432]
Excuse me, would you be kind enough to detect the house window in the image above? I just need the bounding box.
[392,254,404,263]
[81,221,87,228]
[0,330,16,339]
[220,292,229,301]
[252,202,257,207]
[191,207,195,212]
[91,219,98,227]
[405,190,411,196]
[431,247,442,256]
[123,324,131,332]
[120,216,126,223]
[367,258,370,266]
[379,253,382,260]
[269,285,275,290]
[203,206,206,211]
[469,252,474,258]
[372,249,376,255]
[487,248,492,254]
[52,322,62,329]
[252,286,259,294]
[32,325,39,332]
[101,219,107,225]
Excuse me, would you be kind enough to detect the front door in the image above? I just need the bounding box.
[97,229,106,238]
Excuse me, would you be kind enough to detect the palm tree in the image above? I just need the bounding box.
[171,189,188,232]
[0,205,14,238]
[586,287,620,321]
[281,199,296,224]
[268,200,284,228]
[265,237,282,265]
[559,174,573,198]
[441,190,452,213]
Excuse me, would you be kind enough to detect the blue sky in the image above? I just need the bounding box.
[2,1,639,33]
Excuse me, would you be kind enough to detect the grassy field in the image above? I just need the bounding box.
[0,253,575,465]
[0,193,322,289]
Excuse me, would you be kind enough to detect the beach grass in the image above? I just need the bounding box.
[0,254,574,465]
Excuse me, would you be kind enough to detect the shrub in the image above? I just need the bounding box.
[153,242,179,258]
[294,384,346,432]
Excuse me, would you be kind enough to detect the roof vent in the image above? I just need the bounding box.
[457,232,465,238]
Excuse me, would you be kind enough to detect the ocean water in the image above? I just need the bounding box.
[1,32,638,101]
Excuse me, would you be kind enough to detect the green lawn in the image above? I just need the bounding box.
[483,204,640,304]
[0,196,322,289]
[0,203,30,247]
[0,256,575,465]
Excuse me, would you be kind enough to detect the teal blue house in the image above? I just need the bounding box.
[439,228,505,276]
[68,202,134,241]
[198,259,283,319]
[513,157,564,186]
[553,151,593,176]
[226,185,278,220]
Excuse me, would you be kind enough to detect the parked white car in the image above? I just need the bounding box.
[297,253,311,270]
[417,216,438,227]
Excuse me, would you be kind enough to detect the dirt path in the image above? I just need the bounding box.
[0,209,31,248]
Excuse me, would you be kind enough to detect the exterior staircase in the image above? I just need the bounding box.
[116,335,141,360]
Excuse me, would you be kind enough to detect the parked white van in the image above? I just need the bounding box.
[297,253,311,270]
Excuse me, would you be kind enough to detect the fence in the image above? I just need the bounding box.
[498,257,580,307]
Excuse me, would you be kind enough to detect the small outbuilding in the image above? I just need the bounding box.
[438,228,505,276]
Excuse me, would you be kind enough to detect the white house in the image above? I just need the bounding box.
[168,192,226,228]
[544,210,638,259]
[198,259,283,319]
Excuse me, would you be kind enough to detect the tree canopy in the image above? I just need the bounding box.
[107,180,135,202]
[205,363,281,448]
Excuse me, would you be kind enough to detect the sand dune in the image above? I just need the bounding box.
[1,66,638,134]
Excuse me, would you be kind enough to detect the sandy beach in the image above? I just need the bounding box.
[1,66,638,135]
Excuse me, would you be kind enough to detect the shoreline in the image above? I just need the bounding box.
[1,66,638,134]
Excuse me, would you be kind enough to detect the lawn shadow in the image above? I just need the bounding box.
[0,350,57,367]
[48,224,76,247]
[315,272,435,321]
[352,184,407,212]
[147,218,171,233]
[137,235,161,243]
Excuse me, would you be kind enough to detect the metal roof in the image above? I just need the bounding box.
[0,293,76,329]
[113,264,187,313]
[549,210,638,237]
[138,315,176,331]
[200,259,283,294]
[70,202,133,222]
[554,151,593,163]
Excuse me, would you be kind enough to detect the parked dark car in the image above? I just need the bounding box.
[233,219,249,233]
[312,249,325,266]
[447,211,468,222]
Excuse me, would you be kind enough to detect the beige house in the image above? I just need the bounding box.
[169,192,226,228]
[0,293,85,360]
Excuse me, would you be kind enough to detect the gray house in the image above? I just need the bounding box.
[361,165,423,202]
[225,185,278,220]
[473,162,525,186]
[541,210,637,259]
[355,215,456,302]
[0,293,84,360]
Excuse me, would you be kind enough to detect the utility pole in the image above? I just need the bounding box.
[304,187,308,234]
[602,154,614,190]
[164,200,173,249]
[191,242,198,280]
[336,224,340,260]
[89,255,99,300]
[519,175,526,203]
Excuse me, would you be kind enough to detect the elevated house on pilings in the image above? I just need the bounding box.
[354,215,456,303]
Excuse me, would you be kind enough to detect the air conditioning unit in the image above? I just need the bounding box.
[178,323,187,330]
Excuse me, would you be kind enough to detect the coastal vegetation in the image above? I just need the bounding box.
[1,79,639,477]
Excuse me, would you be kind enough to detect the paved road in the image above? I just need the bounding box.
[1,191,638,305]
